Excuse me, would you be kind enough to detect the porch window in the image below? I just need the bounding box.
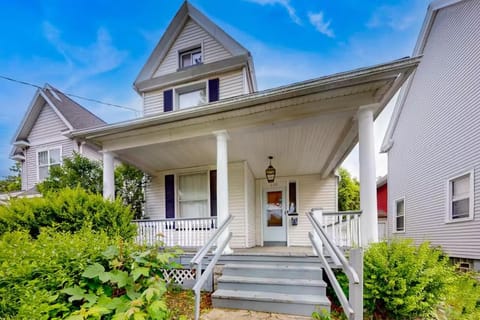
[179,46,202,69]
[448,171,473,221]
[394,198,405,232]
[178,172,209,218]
[38,147,61,181]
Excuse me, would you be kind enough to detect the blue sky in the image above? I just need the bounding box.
[0,0,430,179]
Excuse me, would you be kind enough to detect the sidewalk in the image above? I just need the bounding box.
[201,308,312,320]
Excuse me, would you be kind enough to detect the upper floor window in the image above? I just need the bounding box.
[448,171,474,221]
[179,46,202,69]
[176,83,206,109]
[38,147,61,181]
[394,198,405,232]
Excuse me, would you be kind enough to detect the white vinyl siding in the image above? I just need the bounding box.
[23,103,76,190]
[387,0,480,259]
[143,70,245,116]
[154,18,232,77]
[245,162,256,248]
[219,71,244,100]
[28,103,68,143]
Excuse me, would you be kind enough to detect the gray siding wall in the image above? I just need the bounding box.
[143,70,245,116]
[388,0,480,259]
[23,104,74,190]
[153,18,232,77]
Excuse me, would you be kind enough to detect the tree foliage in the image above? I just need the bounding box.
[0,162,21,193]
[337,167,360,211]
[38,153,146,219]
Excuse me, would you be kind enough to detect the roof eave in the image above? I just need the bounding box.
[73,57,421,141]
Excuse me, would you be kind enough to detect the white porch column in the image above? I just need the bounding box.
[358,105,378,246]
[214,130,233,254]
[103,151,115,200]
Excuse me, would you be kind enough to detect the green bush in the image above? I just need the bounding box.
[0,187,136,239]
[0,229,115,318]
[363,239,453,319]
[0,229,181,319]
[442,271,480,320]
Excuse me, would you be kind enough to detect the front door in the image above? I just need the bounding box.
[263,188,287,246]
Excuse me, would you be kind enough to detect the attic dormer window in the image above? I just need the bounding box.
[179,46,202,68]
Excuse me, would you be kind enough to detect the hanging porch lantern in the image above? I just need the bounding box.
[265,156,276,183]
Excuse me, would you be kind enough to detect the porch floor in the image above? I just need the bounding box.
[228,246,314,257]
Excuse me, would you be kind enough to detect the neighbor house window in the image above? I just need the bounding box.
[178,172,208,218]
[179,46,202,68]
[448,171,473,221]
[394,198,405,232]
[38,147,61,181]
[176,83,206,109]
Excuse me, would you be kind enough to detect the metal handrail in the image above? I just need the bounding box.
[322,210,362,216]
[307,210,362,320]
[190,215,233,320]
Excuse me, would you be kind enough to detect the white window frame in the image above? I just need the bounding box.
[393,197,405,233]
[36,146,62,182]
[176,171,210,219]
[178,44,203,69]
[174,81,208,110]
[446,170,474,223]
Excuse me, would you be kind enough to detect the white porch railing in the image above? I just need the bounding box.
[316,210,362,248]
[133,217,218,247]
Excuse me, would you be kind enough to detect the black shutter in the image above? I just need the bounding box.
[163,89,173,112]
[165,174,175,219]
[210,170,217,217]
[208,78,219,102]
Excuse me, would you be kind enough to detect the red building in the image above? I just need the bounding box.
[377,176,387,239]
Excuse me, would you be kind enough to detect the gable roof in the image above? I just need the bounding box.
[10,84,106,158]
[134,1,254,87]
[381,0,465,152]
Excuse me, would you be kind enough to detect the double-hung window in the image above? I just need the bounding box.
[38,147,61,181]
[448,171,473,221]
[179,46,202,69]
[178,172,209,218]
[176,83,206,110]
[394,198,405,232]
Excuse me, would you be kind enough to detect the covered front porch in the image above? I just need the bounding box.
[72,57,419,251]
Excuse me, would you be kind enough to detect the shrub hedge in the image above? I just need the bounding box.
[0,187,136,239]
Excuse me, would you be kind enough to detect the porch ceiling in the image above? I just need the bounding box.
[72,57,420,178]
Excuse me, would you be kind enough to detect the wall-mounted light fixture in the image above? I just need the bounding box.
[265,156,276,183]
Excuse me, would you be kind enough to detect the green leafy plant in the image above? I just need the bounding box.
[60,243,182,319]
[441,271,480,319]
[363,239,453,319]
[0,187,136,239]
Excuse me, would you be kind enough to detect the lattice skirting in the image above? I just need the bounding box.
[162,268,196,284]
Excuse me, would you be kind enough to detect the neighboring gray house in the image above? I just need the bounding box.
[382,0,480,270]
[10,84,105,194]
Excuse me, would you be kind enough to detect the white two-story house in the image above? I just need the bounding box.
[70,2,419,250]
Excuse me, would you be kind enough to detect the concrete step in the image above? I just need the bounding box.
[217,275,326,295]
[222,263,324,280]
[212,289,330,316]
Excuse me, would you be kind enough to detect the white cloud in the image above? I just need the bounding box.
[42,21,128,88]
[245,0,301,25]
[367,5,418,31]
[308,11,334,38]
